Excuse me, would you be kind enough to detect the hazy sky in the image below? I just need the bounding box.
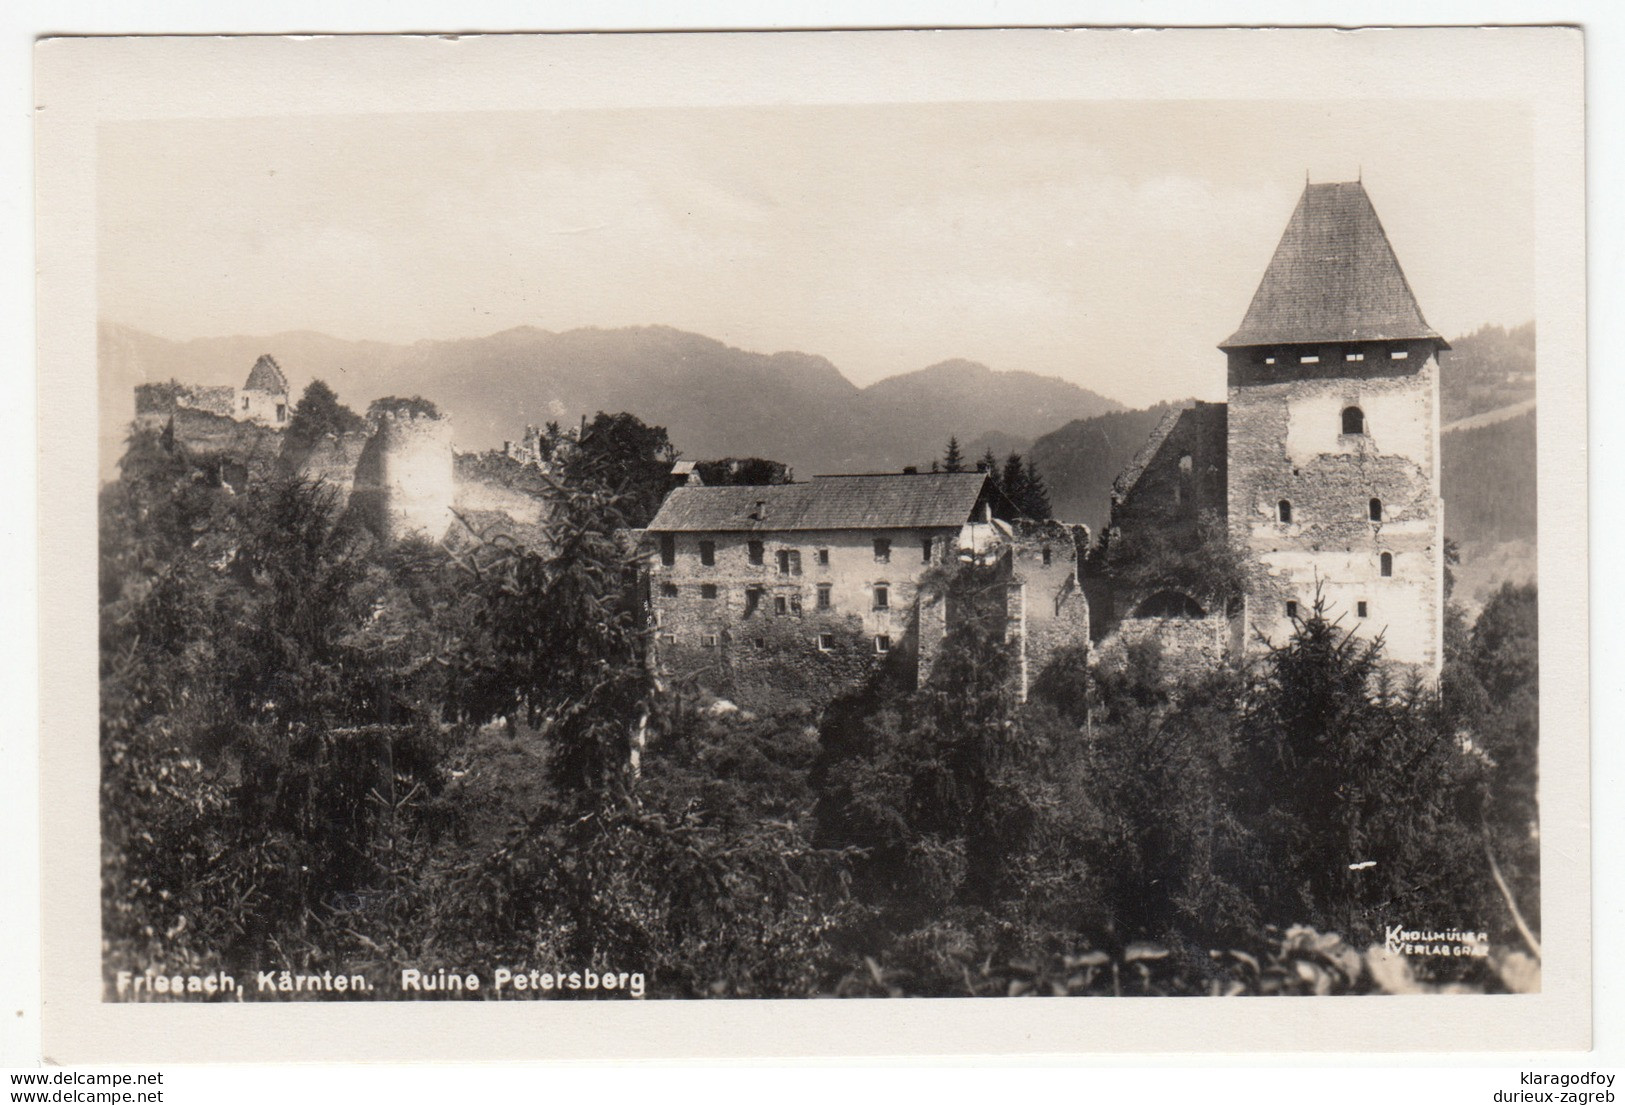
[98,99,1532,407]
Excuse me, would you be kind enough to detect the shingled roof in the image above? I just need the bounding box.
[646,472,994,533]
[243,354,289,394]
[1220,182,1445,350]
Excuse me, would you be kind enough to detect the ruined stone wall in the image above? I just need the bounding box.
[1226,341,1442,672]
[160,407,284,482]
[1094,613,1228,683]
[134,382,237,422]
[451,453,555,549]
[1006,520,1091,692]
[1110,402,1228,544]
[240,388,290,427]
[288,432,371,497]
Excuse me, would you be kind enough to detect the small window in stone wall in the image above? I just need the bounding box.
[748,540,764,565]
[1381,552,1394,577]
[660,582,678,597]
[774,595,788,616]
[1285,600,1299,620]
[276,403,287,421]
[1042,546,1052,566]
[660,534,675,566]
[873,585,889,610]
[1369,498,1383,522]
[817,583,832,609]
[744,587,763,616]
[699,540,716,566]
[818,548,830,567]
[701,634,718,648]
[1342,406,1366,435]
[874,635,891,654]
[752,637,766,650]
[658,632,676,645]
[700,583,718,600]
[777,549,801,576]
[818,633,835,652]
[921,536,933,563]
[1277,499,1293,524]
[1346,351,1365,363]
[874,538,891,563]
[1391,349,1410,361]
[1300,354,1320,365]
[1357,600,1369,618]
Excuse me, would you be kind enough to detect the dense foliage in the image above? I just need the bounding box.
[101,423,1539,1000]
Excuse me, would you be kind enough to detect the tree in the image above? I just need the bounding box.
[283,379,365,452]
[368,395,441,419]
[979,447,998,478]
[693,457,794,486]
[942,436,965,473]
[1235,593,1492,947]
[565,411,678,527]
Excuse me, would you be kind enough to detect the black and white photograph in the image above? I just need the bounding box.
[31,26,1590,1061]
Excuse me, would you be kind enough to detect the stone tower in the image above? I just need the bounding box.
[352,408,456,543]
[1221,182,1446,674]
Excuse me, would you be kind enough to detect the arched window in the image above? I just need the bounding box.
[1133,591,1207,619]
[1277,499,1293,523]
[1369,498,1383,522]
[1380,552,1393,577]
[1342,406,1366,435]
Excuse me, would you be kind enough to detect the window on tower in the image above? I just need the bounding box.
[1342,406,1367,435]
[1380,552,1394,577]
[1369,498,1383,522]
[1277,499,1293,524]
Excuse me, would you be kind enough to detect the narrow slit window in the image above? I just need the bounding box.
[1356,600,1369,618]
[1041,545,1052,567]
[921,536,933,563]
[659,534,675,566]
[1380,552,1394,577]
[817,548,830,567]
[1277,499,1293,524]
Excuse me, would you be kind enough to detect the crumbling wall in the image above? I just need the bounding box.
[1006,519,1091,695]
[1094,613,1228,684]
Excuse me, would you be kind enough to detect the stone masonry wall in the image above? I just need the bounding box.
[1227,341,1442,672]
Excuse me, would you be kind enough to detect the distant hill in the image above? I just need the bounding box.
[1438,322,1536,424]
[99,322,1122,482]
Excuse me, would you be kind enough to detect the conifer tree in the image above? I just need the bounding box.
[942,436,965,473]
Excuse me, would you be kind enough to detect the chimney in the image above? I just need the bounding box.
[902,466,918,475]
[753,499,767,520]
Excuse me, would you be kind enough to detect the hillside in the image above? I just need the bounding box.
[1025,403,1190,533]
[99,322,1121,482]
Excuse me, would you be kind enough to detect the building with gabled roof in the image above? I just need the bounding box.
[1103,181,1445,676]
[643,471,1089,709]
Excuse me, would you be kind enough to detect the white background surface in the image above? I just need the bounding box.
[3,0,1620,1094]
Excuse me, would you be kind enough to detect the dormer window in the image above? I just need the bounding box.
[1342,406,1366,435]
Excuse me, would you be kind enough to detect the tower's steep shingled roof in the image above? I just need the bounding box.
[1220,182,1445,350]
[646,472,993,533]
[243,354,289,394]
